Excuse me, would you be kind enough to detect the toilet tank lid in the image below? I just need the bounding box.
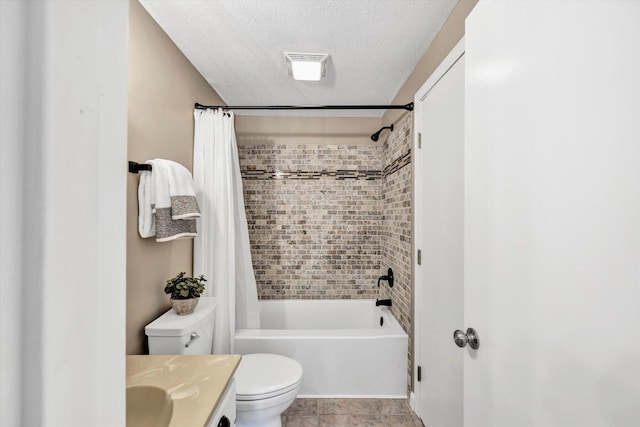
[145,297,216,337]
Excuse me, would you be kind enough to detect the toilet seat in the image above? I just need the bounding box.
[235,353,303,401]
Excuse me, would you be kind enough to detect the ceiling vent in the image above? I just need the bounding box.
[285,52,328,81]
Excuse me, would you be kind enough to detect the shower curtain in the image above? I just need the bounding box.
[193,108,260,354]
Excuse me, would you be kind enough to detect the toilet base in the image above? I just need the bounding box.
[236,415,282,427]
[236,404,284,427]
[236,399,288,427]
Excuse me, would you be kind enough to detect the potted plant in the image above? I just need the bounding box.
[164,272,206,315]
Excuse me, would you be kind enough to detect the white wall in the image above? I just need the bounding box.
[0,1,27,425]
[0,1,128,425]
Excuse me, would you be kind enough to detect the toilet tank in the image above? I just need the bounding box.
[145,297,216,355]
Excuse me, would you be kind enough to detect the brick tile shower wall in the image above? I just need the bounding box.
[238,144,383,299]
[380,112,413,391]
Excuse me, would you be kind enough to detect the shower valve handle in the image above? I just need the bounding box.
[377,268,394,288]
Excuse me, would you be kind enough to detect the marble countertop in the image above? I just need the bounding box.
[126,354,241,427]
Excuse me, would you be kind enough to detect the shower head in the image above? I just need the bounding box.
[370,124,394,142]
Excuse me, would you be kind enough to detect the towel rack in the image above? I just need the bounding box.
[128,161,152,174]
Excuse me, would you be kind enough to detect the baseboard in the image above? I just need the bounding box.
[296,394,408,399]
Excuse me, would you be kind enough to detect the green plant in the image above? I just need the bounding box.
[164,272,206,300]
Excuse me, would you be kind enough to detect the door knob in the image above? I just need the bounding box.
[453,328,480,349]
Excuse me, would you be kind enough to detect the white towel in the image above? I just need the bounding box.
[153,159,198,242]
[137,159,199,242]
[137,160,155,238]
[165,160,201,220]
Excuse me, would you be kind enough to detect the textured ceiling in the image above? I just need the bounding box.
[139,0,458,117]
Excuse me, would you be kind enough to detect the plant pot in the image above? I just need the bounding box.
[170,297,199,315]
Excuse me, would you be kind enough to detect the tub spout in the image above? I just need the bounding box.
[376,299,392,307]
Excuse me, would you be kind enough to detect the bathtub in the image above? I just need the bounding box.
[234,299,408,398]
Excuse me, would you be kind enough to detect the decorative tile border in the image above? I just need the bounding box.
[240,149,410,182]
[241,169,383,181]
[382,149,411,178]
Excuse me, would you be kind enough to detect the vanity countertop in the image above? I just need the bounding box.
[126,354,241,427]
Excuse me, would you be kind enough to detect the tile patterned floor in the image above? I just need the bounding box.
[282,398,424,427]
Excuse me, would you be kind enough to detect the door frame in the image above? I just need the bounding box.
[412,37,465,419]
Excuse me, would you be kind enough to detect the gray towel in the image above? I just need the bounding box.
[153,159,198,242]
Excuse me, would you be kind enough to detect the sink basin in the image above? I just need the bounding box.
[126,385,173,427]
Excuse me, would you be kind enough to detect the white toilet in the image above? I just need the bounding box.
[145,297,302,427]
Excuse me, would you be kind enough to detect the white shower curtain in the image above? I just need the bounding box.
[193,108,260,354]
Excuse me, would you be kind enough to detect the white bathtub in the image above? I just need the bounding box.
[234,299,408,398]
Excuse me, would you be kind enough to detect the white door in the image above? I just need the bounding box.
[464,1,640,426]
[414,42,465,426]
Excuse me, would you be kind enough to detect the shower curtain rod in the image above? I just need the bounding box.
[194,102,414,111]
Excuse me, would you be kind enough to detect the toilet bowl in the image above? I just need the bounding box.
[145,297,302,427]
[234,353,302,427]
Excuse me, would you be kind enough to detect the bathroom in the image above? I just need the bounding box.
[127,0,417,423]
[2,1,640,427]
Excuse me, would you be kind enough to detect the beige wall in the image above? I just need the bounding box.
[126,0,225,354]
[383,0,477,126]
[236,116,381,146]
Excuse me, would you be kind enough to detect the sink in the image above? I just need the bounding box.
[126,385,173,427]
[127,355,242,427]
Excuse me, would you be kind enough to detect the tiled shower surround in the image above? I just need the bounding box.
[379,113,412,332]
[379,113,413,390]
[238,112,414,387]
[238,114,412,302]
[239,144,384,300]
